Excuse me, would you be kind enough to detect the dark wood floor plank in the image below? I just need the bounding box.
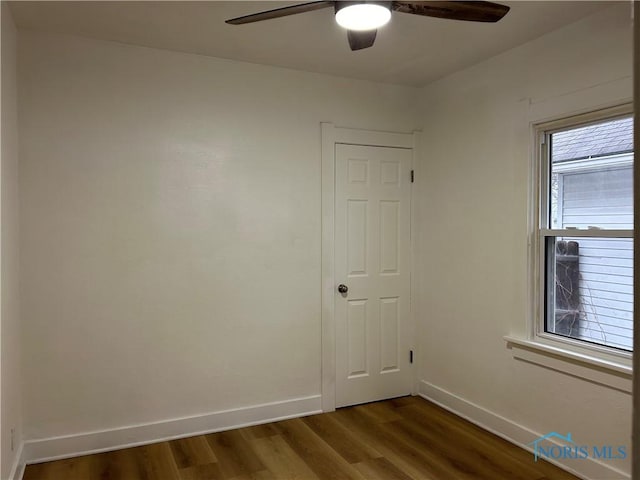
[178,463,224,480]
[169,435,217,469]
[205,429,265,479]
[400,400,578,480]
[391,416,534,480]
[273,418,366,480]
[353,457,414,480]
[88,449,143,480]
[23,396,582,480]
[23,456,93,480]
[352,399,403,423]
[130,442,182,480]
[238,423,278,440]
[301,411,383,463]
[225,470,274,480]
[250,434,320,479]
[332,406,448,480]
[396,403,538,476]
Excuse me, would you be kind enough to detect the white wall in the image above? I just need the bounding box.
[15,3,637,478]
[1,2,23,478]
[416,4,632,478]
[18,30,420,442]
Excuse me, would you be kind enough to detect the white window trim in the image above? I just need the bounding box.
[506,104,634,384]
[504,336,631,393]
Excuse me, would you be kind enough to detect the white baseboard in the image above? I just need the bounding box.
[8,441,25,480]
[24,394,322,465]
[418,380,629,480]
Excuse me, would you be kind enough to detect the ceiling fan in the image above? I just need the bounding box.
[226,1,510,51]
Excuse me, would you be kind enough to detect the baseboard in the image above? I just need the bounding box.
[418,380,629,480]
[24,394,322,464]
[8,441,26,480]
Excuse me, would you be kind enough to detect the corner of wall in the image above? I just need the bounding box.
[1,2,24,479]
[8,441,25,480]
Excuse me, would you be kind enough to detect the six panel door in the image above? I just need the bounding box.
[335,143,412,408]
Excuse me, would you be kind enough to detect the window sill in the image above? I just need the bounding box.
[504,336,632,393]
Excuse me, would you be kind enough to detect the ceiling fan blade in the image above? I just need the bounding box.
[226,1,335,25]
[347,29,377,51]
[392,1,509,23]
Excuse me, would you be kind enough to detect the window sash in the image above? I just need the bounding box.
[538,106,634,231]
[541,229,633,238]
[536,237,633,359]
[540,234,633,353]
[537,235,634,357]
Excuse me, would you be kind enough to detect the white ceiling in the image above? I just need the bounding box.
[10,1,612,87]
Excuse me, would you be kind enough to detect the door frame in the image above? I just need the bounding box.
[321,123,421,412]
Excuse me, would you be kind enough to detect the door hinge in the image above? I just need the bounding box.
[409,350,414,364]
[410,170,415,183]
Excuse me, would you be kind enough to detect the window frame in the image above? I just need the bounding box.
[532,104,634,365]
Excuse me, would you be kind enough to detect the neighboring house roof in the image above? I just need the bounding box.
[552,116,633,163]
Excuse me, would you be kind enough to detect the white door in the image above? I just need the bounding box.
[335,143,412,408]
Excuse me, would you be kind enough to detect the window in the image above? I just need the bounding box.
[537,108,633,355]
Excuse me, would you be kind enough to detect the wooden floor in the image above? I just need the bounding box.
[24,396,578,480]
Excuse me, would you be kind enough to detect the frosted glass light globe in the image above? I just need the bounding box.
[335,4,391,31]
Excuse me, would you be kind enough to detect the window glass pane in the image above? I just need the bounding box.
[549,116,633,229]
[545,236,633,351]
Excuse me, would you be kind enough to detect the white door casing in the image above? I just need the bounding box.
[321,124,418,412]
[334,143,413,407]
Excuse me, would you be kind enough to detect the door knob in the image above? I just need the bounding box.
[338,284,349,294]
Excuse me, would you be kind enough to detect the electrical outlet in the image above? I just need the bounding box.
[10,428,14,452]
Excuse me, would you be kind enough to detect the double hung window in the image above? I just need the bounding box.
[537,108,633,355]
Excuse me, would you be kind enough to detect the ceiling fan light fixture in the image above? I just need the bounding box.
[335,3,391,31]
